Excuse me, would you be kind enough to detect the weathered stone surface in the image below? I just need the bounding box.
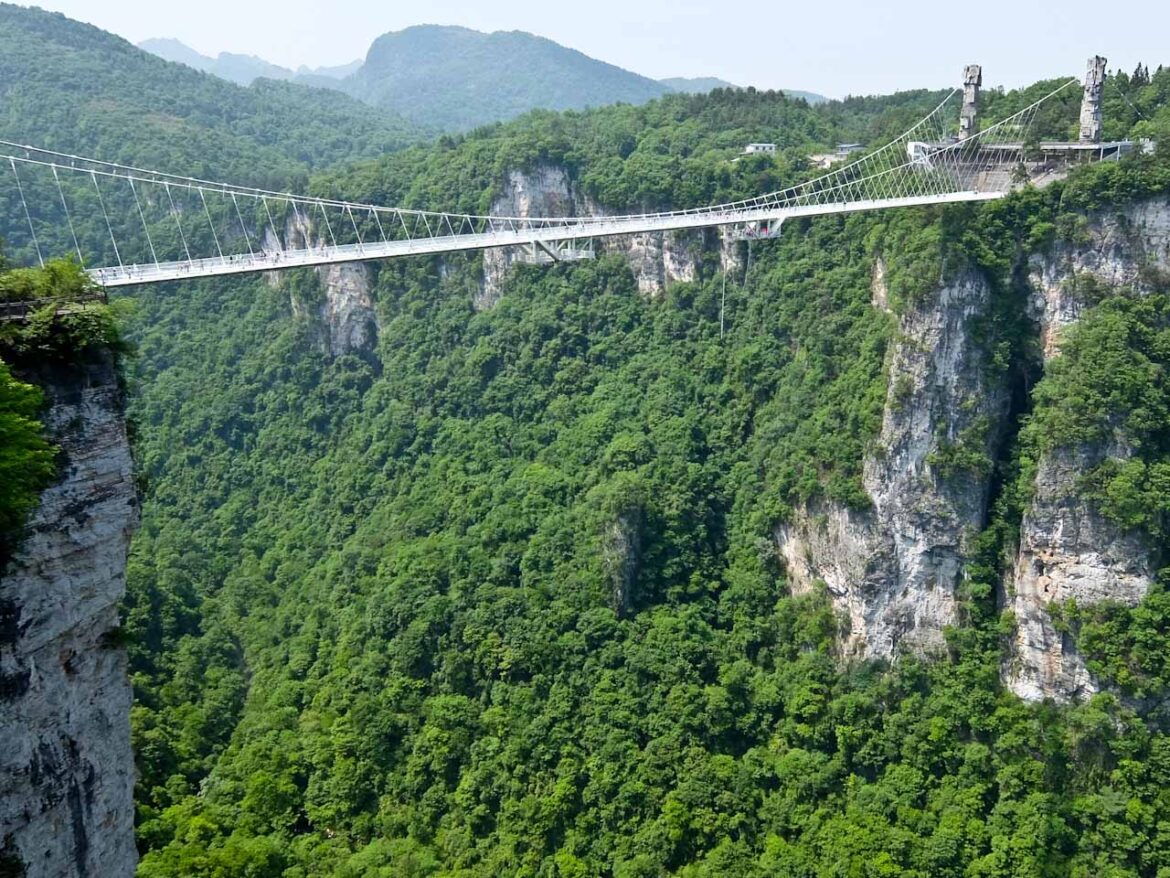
[870,255,890,312]
[1005,442,1154,702]
[0,354,138,878]
[1007,197,1170,701]
[480,167,578,310]
[317,262,378,357]
[775,197,1170,697]
[479,165,740,308]
[276,215,380,356]
[776,269,1010,658]
[602,510,643,618]
[1028,199,1170,358]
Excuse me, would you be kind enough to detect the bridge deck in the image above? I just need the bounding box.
[88,191,1003,288]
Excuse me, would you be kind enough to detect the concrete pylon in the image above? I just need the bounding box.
[959,64,982,141]
[1079,56,1107,143]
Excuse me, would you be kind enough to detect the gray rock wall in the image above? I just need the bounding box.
[1005,441,1155,701]
[773,196,1170,700]
[479,165,740,309]
[275,216,380,356]
[776,269,1010,658]
[1005,197,1170,701]
[0,353,138,878]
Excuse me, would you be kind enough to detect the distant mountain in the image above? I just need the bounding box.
[341,25,670,131]
[138,38,360,87]
[137,37,211,71]
[139,27,827,132]
[139,38,293,85]
[296,60,362,80]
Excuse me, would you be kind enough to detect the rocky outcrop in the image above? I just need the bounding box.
[1028,199,1170,358]
[1005,441,1154,702]
[0,353,138,878]
[771,196,1170,696]
[275,217,380,356]
[776,268,1010,658]
[316,262,378,357]
[478,166,739,309]
[602,510,643,618]
[1006,197,1170,702]
[870,256,890,311]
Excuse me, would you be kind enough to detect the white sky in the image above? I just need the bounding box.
[23,0,1170,98]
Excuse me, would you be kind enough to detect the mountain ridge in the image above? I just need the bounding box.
[137,27,828,130]
[137,37,360,87]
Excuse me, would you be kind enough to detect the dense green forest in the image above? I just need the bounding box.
[110,72,1170,878]
[120,150,1170,877]
[6,9,1170,874]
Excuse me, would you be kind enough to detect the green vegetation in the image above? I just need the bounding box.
[0,359,54,563]
[0,256,124,565]
[0,260,125,358]
[0,2,423,271]
[1018,290,1170,703]
[122,143,1170,876]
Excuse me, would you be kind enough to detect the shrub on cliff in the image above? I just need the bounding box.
[0,259,128,361]
[0,257,127,564]
[0,360,55,565]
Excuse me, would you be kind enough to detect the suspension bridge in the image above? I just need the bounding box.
[0,73,1108,290]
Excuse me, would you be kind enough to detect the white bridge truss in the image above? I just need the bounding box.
[0,80,1079,288]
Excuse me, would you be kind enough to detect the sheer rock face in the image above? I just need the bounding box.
[1028,199,1170,359]
[316,262,378,357]
[478,165,740,309]
[277,218,379,356]
[0,354,138,878]
[773,197,1170,699]
[1006,198,1170,702]
[870,256,890,312]
[776,269,1010,658]
[1006,442,1154,702]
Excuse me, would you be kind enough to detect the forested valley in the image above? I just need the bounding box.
[6,6,1170,876]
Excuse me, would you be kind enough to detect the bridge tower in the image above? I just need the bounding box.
[1079,55,1107,143]
[959,64,982,141]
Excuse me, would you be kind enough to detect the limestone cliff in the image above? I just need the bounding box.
[479,166,740,309]
[771,196,1170,701]
[274,164,741,316]
[602,510,643,619]
[273,218,380,356]
[776,267,1010,658]
[1005,197,1170,702]
[1005,440,1155,701]
[1028,199,1170,359]
[0,353,138,878]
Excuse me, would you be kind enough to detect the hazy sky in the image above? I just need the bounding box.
[25,0,1170,97]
